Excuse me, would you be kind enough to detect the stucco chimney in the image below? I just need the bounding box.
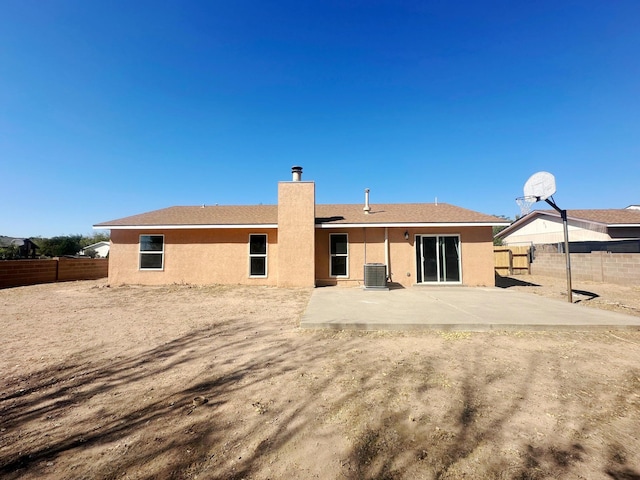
[278,166,315,287]
[363,188,371,214]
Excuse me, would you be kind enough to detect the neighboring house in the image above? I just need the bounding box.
[0,236,38,258]
[79,241,110,258]
[495,207,640,250]
[94,167,509,288]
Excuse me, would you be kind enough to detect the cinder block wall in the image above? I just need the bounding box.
[0,258,108,288]
[531,251,640,285]
[0,260,58,288]
[58,258,109,281]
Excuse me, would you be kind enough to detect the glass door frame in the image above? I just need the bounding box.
[415,234,462,284]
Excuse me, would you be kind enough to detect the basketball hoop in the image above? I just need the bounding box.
[516,195,538,217]
[518,170,573,303]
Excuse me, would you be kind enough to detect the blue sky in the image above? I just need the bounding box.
[1,1,638,237]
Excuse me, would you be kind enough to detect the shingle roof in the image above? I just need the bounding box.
[542,209,640,225]
[95,205,279,227]
[315,203,504,225]
[95,203,506,228]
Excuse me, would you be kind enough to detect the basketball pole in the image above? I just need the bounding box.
[544,198,573,303]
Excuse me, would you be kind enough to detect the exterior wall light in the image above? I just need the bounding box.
[404,231,409,240]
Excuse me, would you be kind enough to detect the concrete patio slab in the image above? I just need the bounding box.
[300,286,640,331]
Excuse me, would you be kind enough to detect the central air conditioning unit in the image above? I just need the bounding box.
[363,263,388,290]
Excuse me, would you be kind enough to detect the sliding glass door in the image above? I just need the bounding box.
[416,235,461,284]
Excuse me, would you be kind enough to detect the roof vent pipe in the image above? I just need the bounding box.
[363,188,371,214]
[291,166,303,181]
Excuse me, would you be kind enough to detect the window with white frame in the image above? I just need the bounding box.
[139,235,164,270]
[249,234,267,277]
[330,233,348,277]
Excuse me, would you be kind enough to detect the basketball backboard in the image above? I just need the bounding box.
[523,171,556,201]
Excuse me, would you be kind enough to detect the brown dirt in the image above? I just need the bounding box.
[496,274,640,317]
[1,277,639,479]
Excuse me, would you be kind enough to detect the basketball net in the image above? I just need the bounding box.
[516,195,538,216]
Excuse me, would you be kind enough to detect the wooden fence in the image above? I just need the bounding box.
[494,246,530,276]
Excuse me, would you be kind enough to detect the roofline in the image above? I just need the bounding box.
[95,222,508,230]
[94,224,279,230]
[317,222,508,228]
[495,211,547,239]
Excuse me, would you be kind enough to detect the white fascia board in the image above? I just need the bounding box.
[316,222,509,228]
[94,224,278,230]
[96,222,510,230]
[608,223,640,227]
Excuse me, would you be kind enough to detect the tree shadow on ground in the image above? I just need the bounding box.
[340,348,553,479]
[0,313,363,479]
[607,468,640,480]
[340,345,640,480]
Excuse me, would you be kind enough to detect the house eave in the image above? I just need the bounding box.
[316,222,509,229]
[494,213,540,239]
[96,221,508,230]
[94,224,279,230]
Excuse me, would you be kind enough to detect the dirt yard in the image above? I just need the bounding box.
[1,276,639,479]
[495,274,640,318]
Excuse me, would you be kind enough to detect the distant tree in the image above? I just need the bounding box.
[83,248,98,258]
[79,232,110,249]
[492,215,513,246]
[37,235,83,257]
[0,244,20,260]
[33,233,110,257]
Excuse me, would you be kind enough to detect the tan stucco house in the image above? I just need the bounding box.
[95,167,509,288]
